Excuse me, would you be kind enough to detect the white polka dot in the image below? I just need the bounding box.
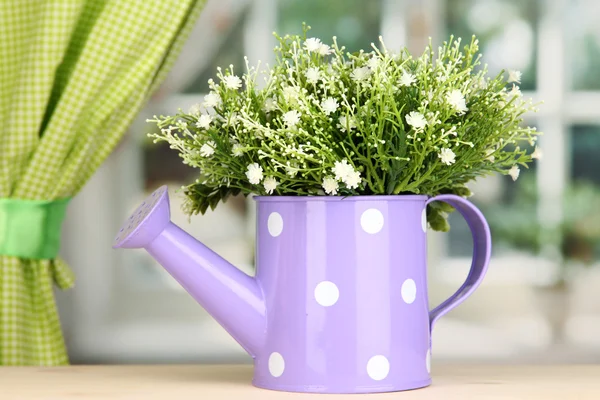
[314,281,340,307]
[268,212,284,237]
[401,279,417,304]
[367,355,389,381]
[361,208,384,234]
[421,208,427,233]
[268,352,285,377]
[426,349,431,374]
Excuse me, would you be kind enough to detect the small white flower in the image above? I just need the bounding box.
[282,86,300,103]
[399,71,416,87]
[226,112,239,125]
[303,37,322,53]
[321,97,338,115]
[188,103,201,115]
[263,177,278,194]
[367,56,380,70]
[263,98,277,113]
[161,125,176,135]
[332,160,355,182]
[246,163,264,185]
[195,114,212,129]
[509,84,521,98]
[507,69,522,84]
[438,148,456,165]
[202,92,221,108]
[282,110,301,128]
[485,148,495,162]
[222,75,242,90]
[318,43,333,55]
[337,115,357,132]
[508,165,520,181]
[477,76,488,88]
[285,164,298,177]
[344,170,362,189]
[232,143,244,157]
[200,141,216,157]
[351,66,372,82]
[447,89,468,114]
[427,90,434,102]
[326,64,337,76]
[531,147,543,160]
[442,125,457,136]
[405,111,427,130]
[305,67,321,84]
[322,177,339,195]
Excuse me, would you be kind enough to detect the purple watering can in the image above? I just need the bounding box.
[113,185,491,394]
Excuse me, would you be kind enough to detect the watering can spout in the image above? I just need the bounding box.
[112,186,265,357]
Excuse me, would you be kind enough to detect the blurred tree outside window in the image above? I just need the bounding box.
[445,0,538,91]
[569,0,600,90]
[571,125,600,185]
[183,14,247,94]
[278,0,381,54]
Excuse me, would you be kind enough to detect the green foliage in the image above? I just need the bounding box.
[148,25,541,231]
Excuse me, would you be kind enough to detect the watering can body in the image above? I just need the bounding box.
[113,186,491,394]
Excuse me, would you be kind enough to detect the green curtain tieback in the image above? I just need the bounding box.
[0,198,70,259]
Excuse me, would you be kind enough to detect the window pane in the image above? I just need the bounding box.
[182,14,246,94]
[564,125,600,261]
[444,0,538,91]
[143,130,196,190]
[278,0,382,54]
[572,125,600,184]
[569,1,600,90]
[446,142,537,257]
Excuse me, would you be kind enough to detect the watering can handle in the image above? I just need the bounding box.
[426,194,492,332]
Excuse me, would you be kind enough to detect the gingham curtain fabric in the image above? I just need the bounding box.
[0,0,205,365]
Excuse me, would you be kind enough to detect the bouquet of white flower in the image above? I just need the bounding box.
[149,24,542,231]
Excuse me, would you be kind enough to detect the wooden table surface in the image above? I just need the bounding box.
[1,364,599,399]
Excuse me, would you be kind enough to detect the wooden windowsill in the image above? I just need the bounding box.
[1,364,598,399]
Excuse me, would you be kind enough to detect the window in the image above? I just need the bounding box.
[62,0,600,363]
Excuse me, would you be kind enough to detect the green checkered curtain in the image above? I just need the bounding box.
[0,0,205,365]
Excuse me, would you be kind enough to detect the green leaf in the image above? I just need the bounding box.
[208,194,221,211]
[198,199,210,215]
[430,201,455,214]
[453,186,472,197]
[428,208,450,232]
